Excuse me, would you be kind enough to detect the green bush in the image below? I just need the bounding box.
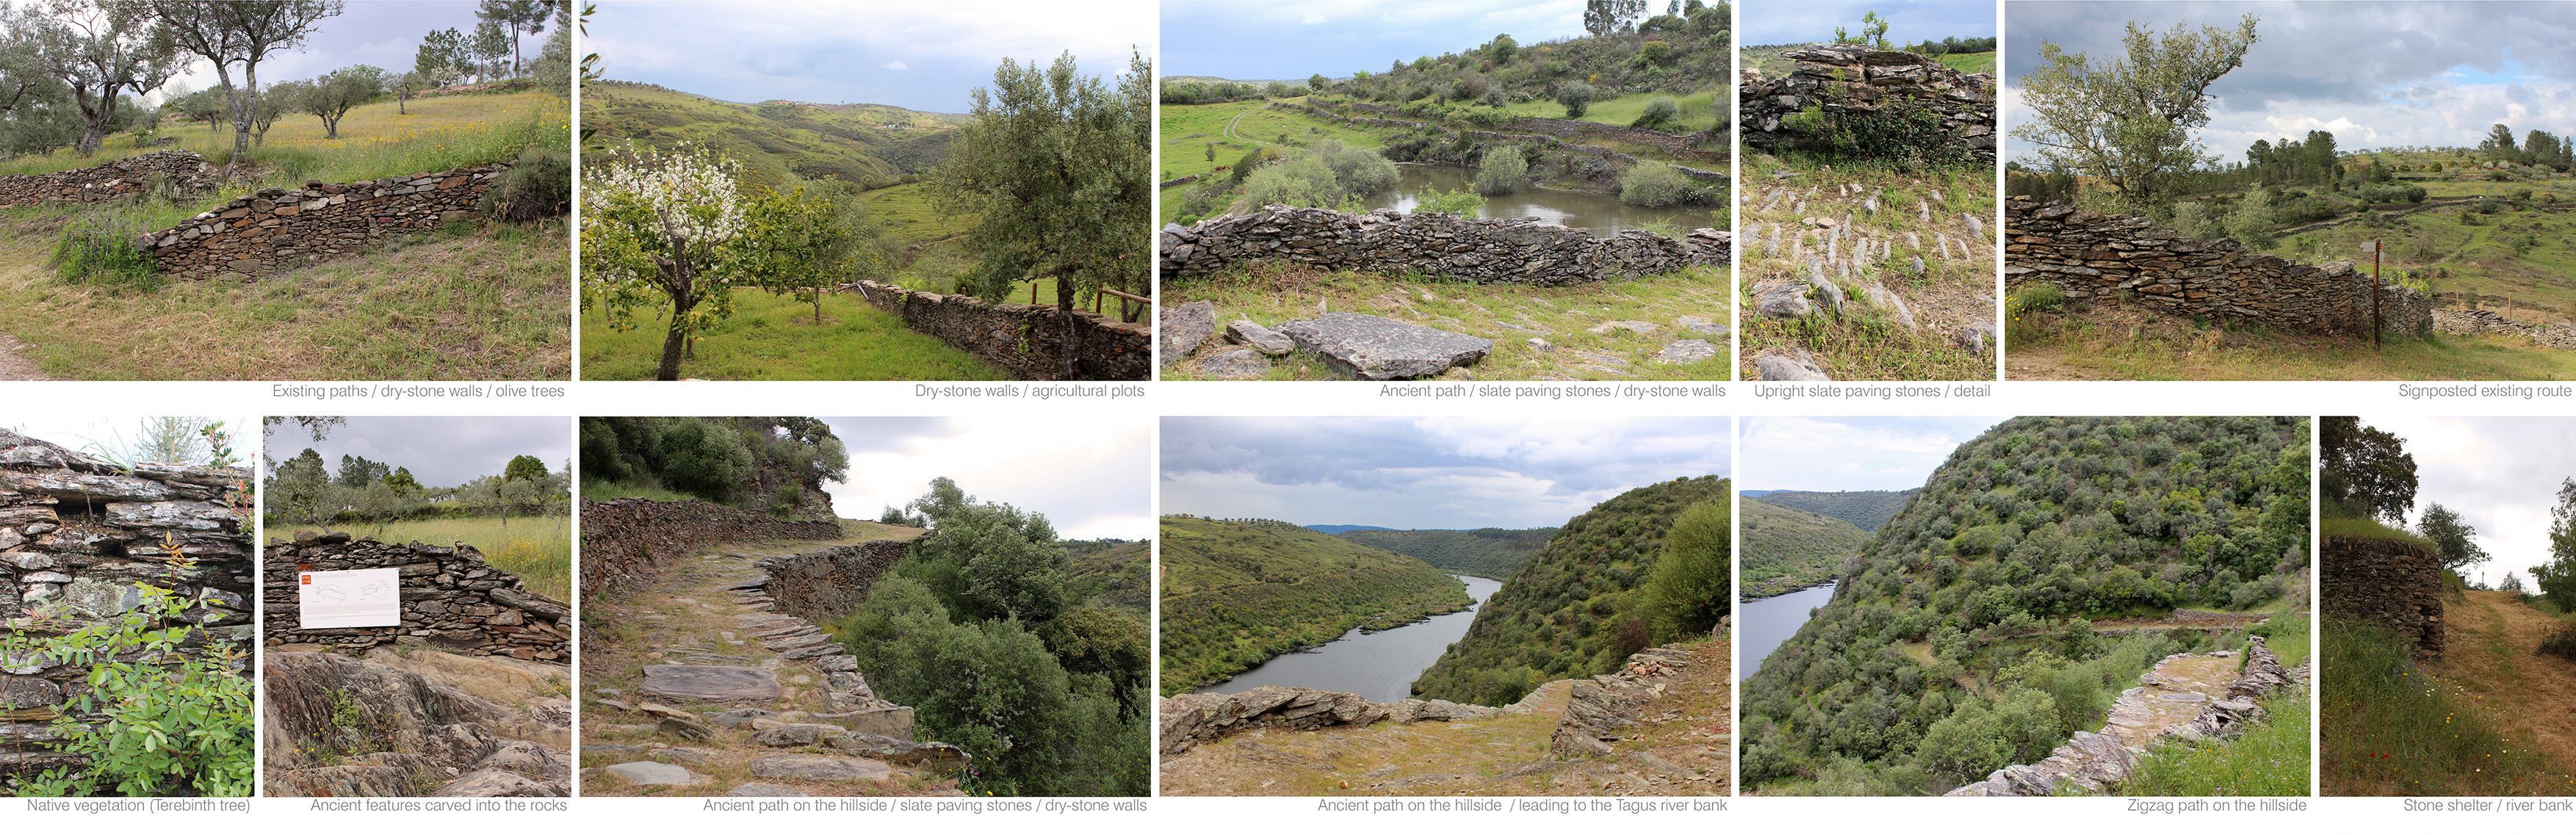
[1633,96,1680,130]
[1473,144,1528,195]
[1779,99,1971,171]
[481,146,571,222]
[49,209,165,292]
[1620,161,1691,207]
[1556,81,1595,119]
[2541,620,2576,662]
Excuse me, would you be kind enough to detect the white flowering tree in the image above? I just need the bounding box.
[581,142,748,380]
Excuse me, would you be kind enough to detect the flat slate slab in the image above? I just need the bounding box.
[605,761,704,786]
[1161,300,1217,363]
[747,753,891,783]
[641,665,781,701]
[1275,313,1491,380]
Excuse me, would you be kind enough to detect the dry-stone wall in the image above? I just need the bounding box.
[261,532,570,662]
[2323,534,2445,658]
[750,539,914,624]
[1947,635,2298,796]
[843,281,1151,380]
[578,498,841,601]
[2006,199,2433,336]
[1739,44,1996,163]
[2432,308,2576,350]
[142,162,510,281]
[0,430,252,783]
[0,150,219,206]
[1159,206,1729,285]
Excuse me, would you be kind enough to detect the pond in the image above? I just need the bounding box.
[1194,574,1504,703]
[1740,582,1838,682]
[1361,164,1721,236]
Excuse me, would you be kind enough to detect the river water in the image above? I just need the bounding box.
[1739,582,1837,682]
[1196,574,1504,703]
[1360,165,1720,236]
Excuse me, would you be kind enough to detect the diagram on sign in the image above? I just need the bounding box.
[297,567,401,629]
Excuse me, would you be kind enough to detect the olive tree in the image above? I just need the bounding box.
[18,0,183,157]
[2011,15,2259,210]
[295,64,380,138]
[930,50,1152,377]
[146,0,340,171]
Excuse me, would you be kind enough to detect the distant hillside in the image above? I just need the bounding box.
[1303,524,1394,535]
[1753,488,1914,532]
[1741,416,2310,795]
[1740,490,1788,497]
[1064,538,1148,618]
[1741,497,1870,599]
[1411,476,1731,706]
[1334,527,1558,580]
[581,79,970,192]
[1313,10,1728,108]
[1158,517,1473,695]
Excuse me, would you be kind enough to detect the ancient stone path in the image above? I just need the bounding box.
[580,530,965,797]
[1948,634,2305,795]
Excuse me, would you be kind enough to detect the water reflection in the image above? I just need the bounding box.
[1361,164,1722,237]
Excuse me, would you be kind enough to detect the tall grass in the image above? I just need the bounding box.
[2322,618,2572,795]
[367,516,571,602]
[2116,690,2310,795]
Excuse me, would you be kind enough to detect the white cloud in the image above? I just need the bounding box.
[1300,13,1327,24]
[883,60,907,71]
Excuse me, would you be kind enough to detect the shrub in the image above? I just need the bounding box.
[1633,96,1680,130]
[1781,99,1971,170]
[1556,81,1595,120]
[2170,200,2223,240]
[2223,189,2277,249]
[482,146,571,222]
[50,209,165,292]
[1473,144,1528,195]
[1620,161,1691,207]
[1416,187,1484,215]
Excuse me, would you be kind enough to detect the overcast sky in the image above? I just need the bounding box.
[262,416,569,488]
[1161,416,1730,530]
[2007,2,2576,162]
[7,416,257,467]
[153,1,552,105]
[817,416,1149,541]
[1742,0,1994,48]
[1738,416,2006,493]
[1163,0,1588,82]
[2359,417,2574,588]
[586,0,1150,114]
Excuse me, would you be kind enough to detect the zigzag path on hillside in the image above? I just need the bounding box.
[1160,635,1730,795]
[578,524,970,796]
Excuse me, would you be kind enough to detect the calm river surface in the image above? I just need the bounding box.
[1197,574,1504,703]
[1360,165,1720,236]
[1740,582,1837,682]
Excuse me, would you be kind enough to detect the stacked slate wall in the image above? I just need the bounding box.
[843,281,1152,381]
[2005,199,2433,336]
[0,150,217,206]
[261,532,570,663]
[577,498,841,600]
[756,539,916,623]
[142,162,510,281]
[1158,206,1730,284]
[0,430,252,781]
[1739,44,1997,163]
[2322,535,2445,658]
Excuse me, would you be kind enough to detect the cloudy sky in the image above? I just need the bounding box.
[1738,416,2006,492]
[1742,0,1994,48]
[262,416,569,489]
[818,416,1150,541]
[153,1,554,104]
[1163,1,1592,82]
[588,1,1150,114]
[2007,2,2576,162]
[2360,416,2575,588]
[1161,417,1730,530]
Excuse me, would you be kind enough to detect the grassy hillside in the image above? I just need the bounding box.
[1740,417,2311,795]
[1753,489,1913,532]
[1158,517,1473,695]
[1332,527,1557,580]
[2326,593,2576,795]
[1410,476,1731,706]
[578,289,1003,380]
[580,80,967,192]
[1742,497,1871,599]
[1066,538,1149,618]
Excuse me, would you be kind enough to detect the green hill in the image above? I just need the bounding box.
[580,79,970,192]
[1742,496,1871,599]
[1410,476,1732,706]
[1755,489,1914,532]
[1332,527,1558,580]
[1739,417,2311,795]
[1064,538,1148,618]
[1158,517,1473,695]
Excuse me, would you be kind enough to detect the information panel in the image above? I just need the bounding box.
[297,568,401,629]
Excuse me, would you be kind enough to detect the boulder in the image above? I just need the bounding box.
[1275,313,1491,380]
[1161,300,1217,362]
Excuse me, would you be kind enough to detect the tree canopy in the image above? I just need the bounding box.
[2415,502,2486,571]
[2011,14,2259,209]
[2320,416,2416,523]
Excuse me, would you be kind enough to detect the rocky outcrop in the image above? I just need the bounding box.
[1158,685,1526,756]
[1550,644,1694,757]
[0,149,220,206]
[842,280,1151,380]
[0,430,252,784]
[1159,206,1728,286]
[1739,45,1996,162]
[262,650,571,797]
[2005,199,2433,337]
[142,162,512,281]
[261,532,569,662]
[2323,534,2445,658]
[577,499,842,601]
[1946,635,2298,796]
